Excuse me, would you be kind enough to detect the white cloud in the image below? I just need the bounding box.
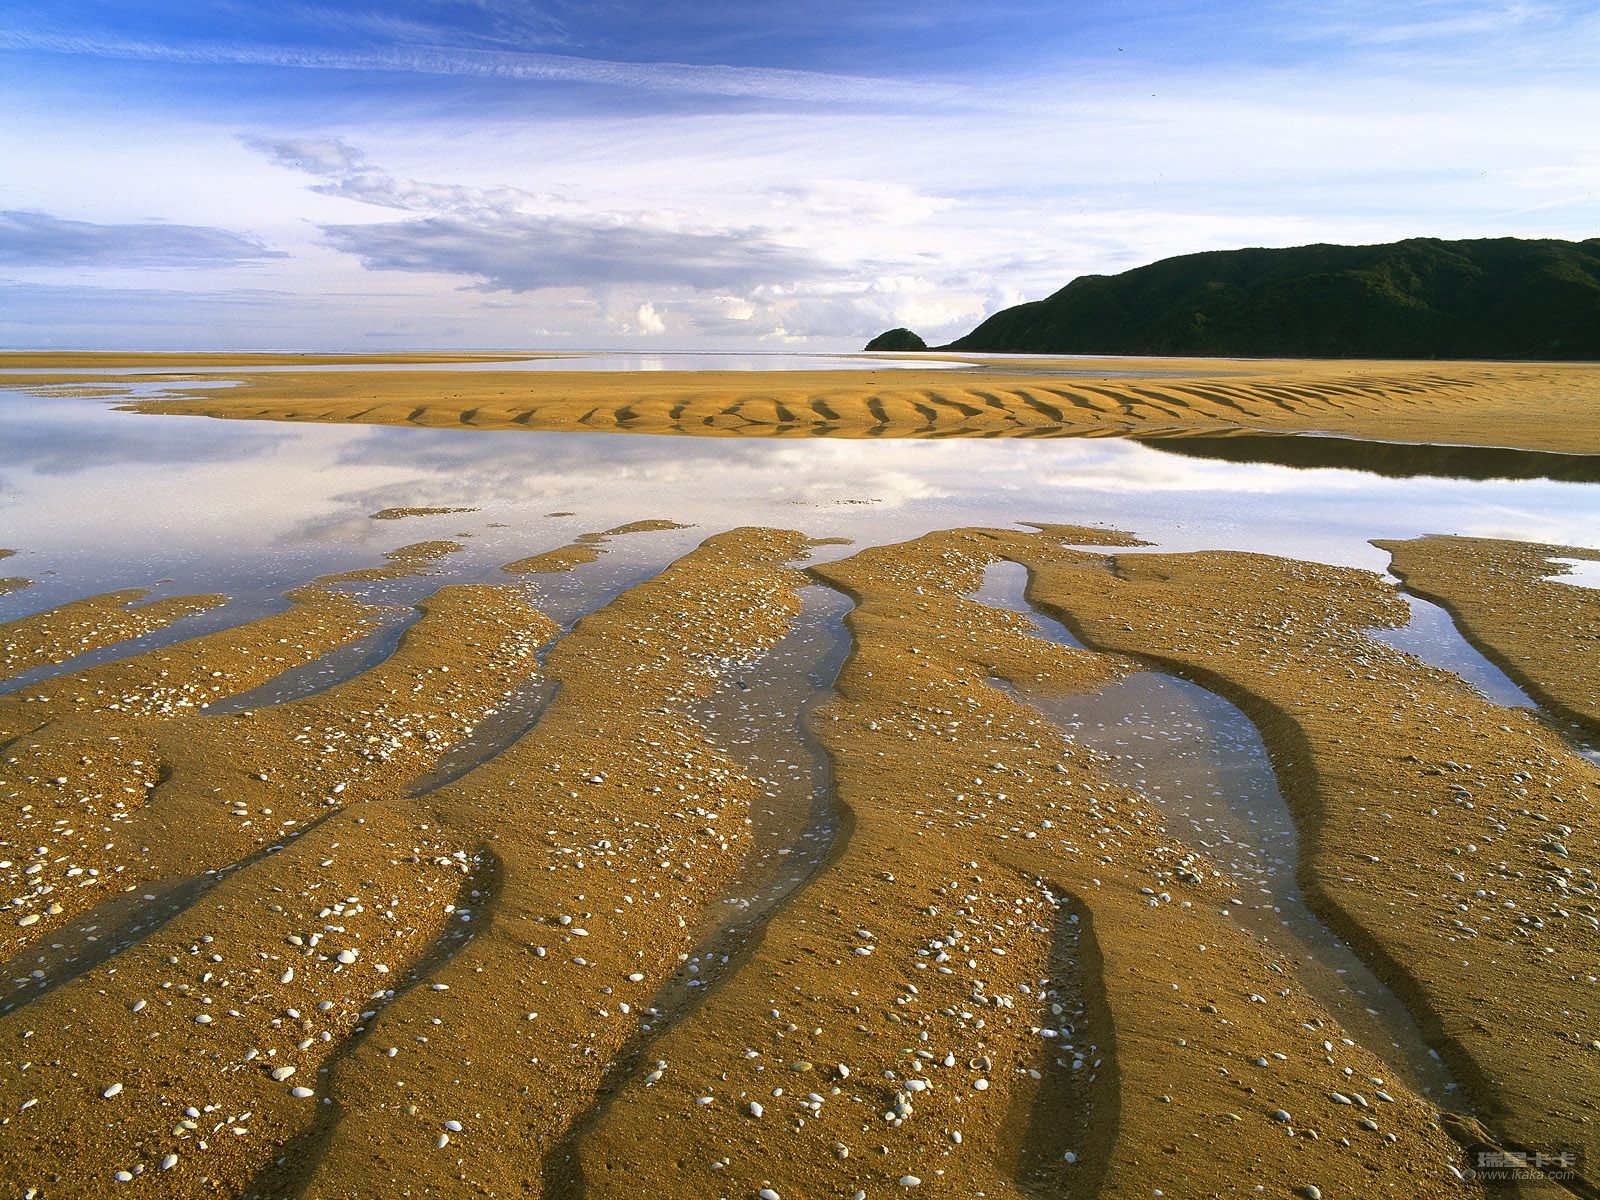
[633,302,666,334]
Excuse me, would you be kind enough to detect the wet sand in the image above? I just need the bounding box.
[3,354,1599,1197]
[4,519,1596,1198]
[7,356,1594,454]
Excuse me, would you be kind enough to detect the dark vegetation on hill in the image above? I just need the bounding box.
[916,238,1600,360]
[863,327,928,352]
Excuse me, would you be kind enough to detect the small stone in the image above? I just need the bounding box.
[270,1066,296,1082]
[337,949,358,964]
[160,1154,178,1170]
[103,1084,123,1099]
[973,1078,989,1091]
[291,1087,315,1098]
[1270,1109,1292,1123]
[749,1101,764,1118]
[436,1133,450,1148]
[1328,1092,1352,1105]
[899,1177,922,1188]
[444,1119,463,1132]
[1298,1188,1322,1200]
[114,1170,133,1182]
[758,1190,781,1200]
[194,1014,212,1024]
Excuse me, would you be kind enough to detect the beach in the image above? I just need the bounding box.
[0,355,1596,1198]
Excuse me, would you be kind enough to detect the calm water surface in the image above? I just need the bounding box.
[3,383,1598,621]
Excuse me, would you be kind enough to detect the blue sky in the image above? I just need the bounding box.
[2,1,1596,349]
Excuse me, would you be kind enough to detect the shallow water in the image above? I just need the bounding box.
[4,387,1599,628]
[969,562,1458,1095]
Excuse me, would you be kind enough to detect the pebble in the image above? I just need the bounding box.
[102,1084,123,1099]
[1298,1188,1322,1200]
[899,1177,922,1188]
[160,1154,178,1170]
[337,949,358,964]
[291,1087,315,1098]
[758,1190,780,1200]
[1328,1092,1352,1105]
[444,1119,463,1132]
[973,1078,989,1091]
[749,1102,764,1118]
[1270,1109,1292,1123]
[270,1066,296,1081]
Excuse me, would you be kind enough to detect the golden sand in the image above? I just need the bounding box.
[4,356,1590,453]
[5,522,1595,1196]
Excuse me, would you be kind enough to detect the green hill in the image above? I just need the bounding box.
[941,237,1600,359]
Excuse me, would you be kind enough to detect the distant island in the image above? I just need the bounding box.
[869,237,1600,359]
[863,327,928,351]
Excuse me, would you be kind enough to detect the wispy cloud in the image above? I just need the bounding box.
[0,28,956,106]
[0,210,284,268]
[246,135,553,215]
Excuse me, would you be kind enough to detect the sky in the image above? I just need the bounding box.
[1,1,1597,350]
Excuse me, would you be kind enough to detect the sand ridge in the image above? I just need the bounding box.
[29,357,1595,454]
